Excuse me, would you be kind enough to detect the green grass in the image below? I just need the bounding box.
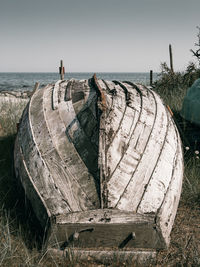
[0,70,200,267]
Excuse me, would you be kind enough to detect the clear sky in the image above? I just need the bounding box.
[0,0,200,72]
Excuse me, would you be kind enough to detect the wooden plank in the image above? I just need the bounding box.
[98,79,114,109]
[92,74,106,111]
[17,89,70,218]
[52,80,62,110]
[76,106,99,151]
[137,113,178,213]
[57,81,67,103]
[58,100,76,127]
[28,88,72,214]
[50,223,164,249]
[55,209,155,224]
[48,209,165,249]
[14,136,50,228]
[42,85,100,211]
[105,82,142,177]
[65,79,74,101]
[92,77,108,208]
[114,89,169,211]
[99,108,108,208]
[103,82,127,147]
[65,117,99,192]
[156,125,183,246]
[29,86,79,212]
[57,80,87,127]
[107,85,156,208]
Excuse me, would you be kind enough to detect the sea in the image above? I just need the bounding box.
[0,72,159,92]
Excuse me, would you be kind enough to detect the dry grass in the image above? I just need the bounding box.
[154,65,200,266]
[0,75,200,266]
[156,204,200,266]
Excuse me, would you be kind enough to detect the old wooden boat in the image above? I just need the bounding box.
[14,75,183,258]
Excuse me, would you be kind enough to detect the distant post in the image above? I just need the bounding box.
[169,44,174,73]
[150,70,153,86]
[59,60,65,80]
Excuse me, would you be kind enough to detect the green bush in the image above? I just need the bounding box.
[153,62,200,111]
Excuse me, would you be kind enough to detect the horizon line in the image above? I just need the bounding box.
[0,71,159,73]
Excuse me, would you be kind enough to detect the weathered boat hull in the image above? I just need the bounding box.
[14,76,183,252]
[180,78,200,126]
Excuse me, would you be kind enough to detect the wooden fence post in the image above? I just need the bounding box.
[169,44,174,73]
[150,70,153,86]
[59,60,65,80]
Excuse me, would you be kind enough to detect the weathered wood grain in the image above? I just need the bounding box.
[156,123,183,246]
[14,77,183,251]
[43,84,99,210]
[14,136,50,228]
[48,209,165,250]
[137,111,178,213]
[17,89,70,217]
[52,80,62,110]
[114,88,169,212]
[106,83,156,209]
[71,81,100,178]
